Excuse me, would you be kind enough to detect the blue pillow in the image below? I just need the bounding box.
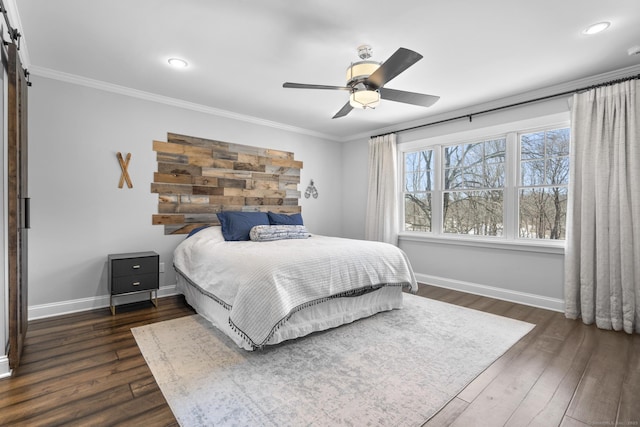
[217,211,270,241]
[268,212,304,226]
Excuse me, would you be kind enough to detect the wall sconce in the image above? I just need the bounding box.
[304,179,318,199]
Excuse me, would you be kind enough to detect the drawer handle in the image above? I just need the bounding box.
[132,265,141,269]
[132,282,141,286]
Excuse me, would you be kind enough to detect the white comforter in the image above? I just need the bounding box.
[173,226,417,349]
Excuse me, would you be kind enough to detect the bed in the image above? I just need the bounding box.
[173,216,417,351]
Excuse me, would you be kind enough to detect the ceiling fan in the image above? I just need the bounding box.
[283,45,440,119]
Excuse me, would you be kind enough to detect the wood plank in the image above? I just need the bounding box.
[153,172,193,185]
[234,162,266,172]
[152,214,185,225]
[209,195,245,205]
[265,148,294,159]
[150,183,192,195]
[617,336,640,426]
[270,157,304,169]
[245,197,284,206]
[167,133,229,150]
[70,389,169,426]
[179,195,210,204]
[565,328,631,425]
[503,322,596,427]
[192,186,224,196]
[201,168,252,179]
[157,162,202,177]
[152,140,211,157]
[156,151,188,164]
[158,203,222,214]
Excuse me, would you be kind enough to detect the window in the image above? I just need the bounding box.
[443,138,506,236]
[518,128,570,239]
[401,122,570,242]
[404,150,433,232]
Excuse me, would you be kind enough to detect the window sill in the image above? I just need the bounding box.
[398,232,565,255]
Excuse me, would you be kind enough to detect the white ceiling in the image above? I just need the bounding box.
[11,0,640,141]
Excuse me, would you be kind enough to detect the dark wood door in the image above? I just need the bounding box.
[7,42,29,370]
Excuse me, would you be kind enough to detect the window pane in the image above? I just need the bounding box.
[445,139,505,191]
[485,139,506,163]
[519,187,567,239]
[547,128,570,156]
[546,156,569,185]
[443,190,503,236]
[445,145,463,167]
[521,132,545,160]
[405,172,432,192]
[404,151,419,171]
[445,167,465,189]
[405,193,431,232]
[463,142,483,166]
[463,164,484,188]
[521,160,545,186]
[484,163,505,187]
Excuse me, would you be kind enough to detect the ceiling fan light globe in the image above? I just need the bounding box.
[349,90,380,109]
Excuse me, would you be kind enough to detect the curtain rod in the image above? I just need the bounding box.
[371,73,640,139]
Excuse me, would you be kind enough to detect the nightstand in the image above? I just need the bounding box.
[108,251,159,315]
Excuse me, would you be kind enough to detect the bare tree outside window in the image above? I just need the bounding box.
[443,139,506,236]
[519,128,570,239]
[401,125,569,241]
[404,150,433,231]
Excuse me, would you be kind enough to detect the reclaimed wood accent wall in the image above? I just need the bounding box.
[151,132,302,235]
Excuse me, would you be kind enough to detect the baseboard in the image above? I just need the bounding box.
[0,355,11,379]
[28,284,179,320]
[415,273,565,312]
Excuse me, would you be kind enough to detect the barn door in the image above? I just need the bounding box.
[7,42,29,370]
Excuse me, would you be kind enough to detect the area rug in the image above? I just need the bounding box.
[132,294,534,426]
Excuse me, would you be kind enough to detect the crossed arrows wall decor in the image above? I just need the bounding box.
[116,152,133,188]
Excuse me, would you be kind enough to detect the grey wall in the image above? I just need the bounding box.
[342,98,570,310]
[26,75,343,315]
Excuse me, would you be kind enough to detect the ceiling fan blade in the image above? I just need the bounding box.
[283,82,350,91]
[367,48,423,89]
[332,102,353,119]
[379,88,440,107]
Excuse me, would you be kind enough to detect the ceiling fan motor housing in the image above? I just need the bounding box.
[346,61,381,87]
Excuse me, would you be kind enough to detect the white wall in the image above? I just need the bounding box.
[26,75,343,317]
[342,98,570,311]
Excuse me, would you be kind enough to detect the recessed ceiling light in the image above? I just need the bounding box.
[582,21,610,35]
[168,58,188,68]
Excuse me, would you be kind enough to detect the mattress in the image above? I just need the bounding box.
[173,226,417,349]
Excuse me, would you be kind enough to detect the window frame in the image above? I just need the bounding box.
[397,113,569,252]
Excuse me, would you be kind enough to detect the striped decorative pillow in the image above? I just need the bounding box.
[249,225,311,242]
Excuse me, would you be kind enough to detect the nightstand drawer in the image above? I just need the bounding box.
[112,273,158,294]
[111,256,158,277]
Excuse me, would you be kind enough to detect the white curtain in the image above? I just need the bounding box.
[365,133,399,245]
[565,79,640,334]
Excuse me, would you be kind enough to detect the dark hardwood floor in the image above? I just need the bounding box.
[0,286,638,426]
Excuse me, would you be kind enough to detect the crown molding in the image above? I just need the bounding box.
[28,65,341,142]
[25,60,640,145]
